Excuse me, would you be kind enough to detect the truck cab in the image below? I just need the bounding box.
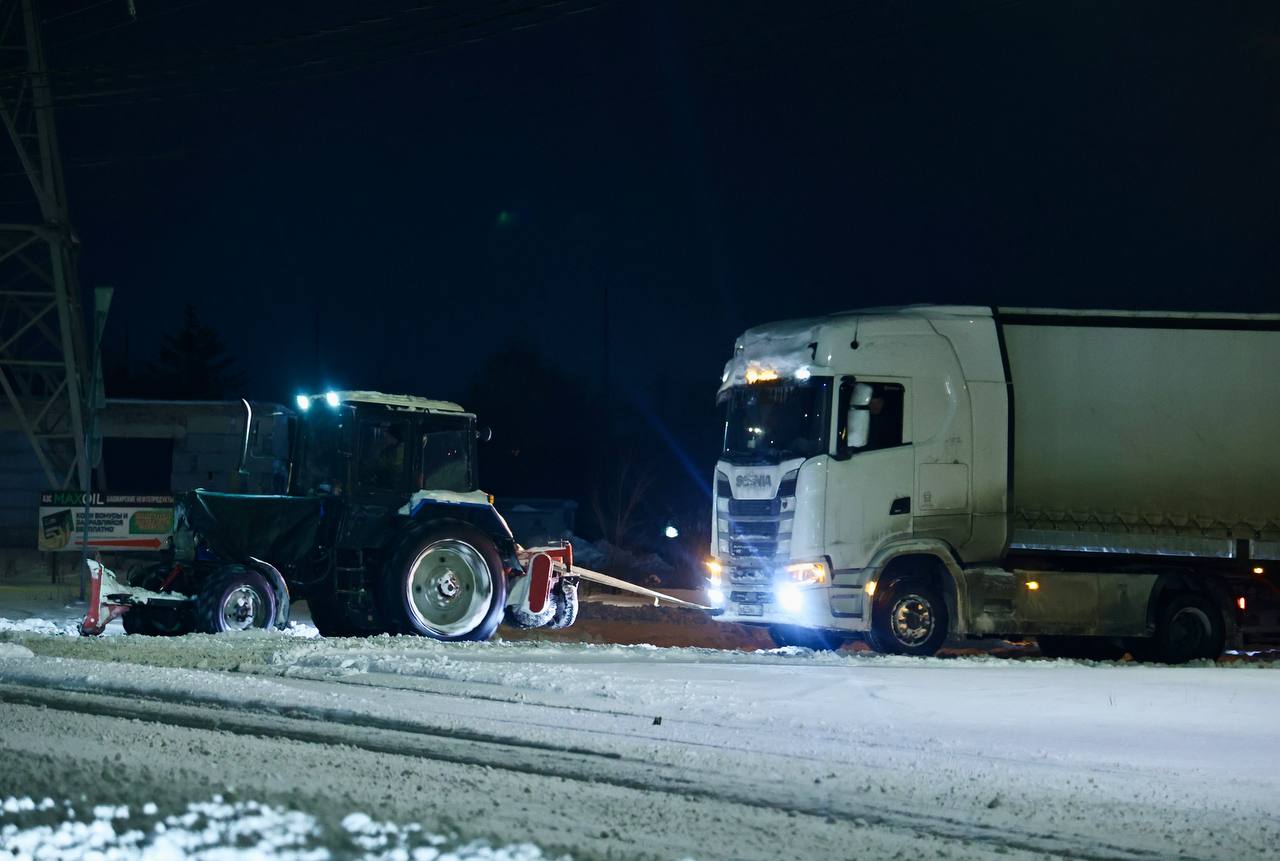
[708,306,1279,660]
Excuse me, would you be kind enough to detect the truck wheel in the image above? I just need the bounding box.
[768,625,846,651]
[379,523,507,641]
[1144,592,1225,664]
[546,582,579,630]
[1037,635,1126,661]
[194,566,278,634]
[867,577,948,656]
[122,565,194,636]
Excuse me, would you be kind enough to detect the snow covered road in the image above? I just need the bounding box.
[2,630,1279,860]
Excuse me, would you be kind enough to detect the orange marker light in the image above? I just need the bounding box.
[1237,596,1247,611]
[1025,580,1040,591]
[1252,566,1265,576]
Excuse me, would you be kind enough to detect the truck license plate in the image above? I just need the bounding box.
[738,603,763,617]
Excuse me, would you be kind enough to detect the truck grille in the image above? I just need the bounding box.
[717,469,797,565]
[728,498,778,517]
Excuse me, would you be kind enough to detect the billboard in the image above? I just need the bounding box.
[38,491,175,552]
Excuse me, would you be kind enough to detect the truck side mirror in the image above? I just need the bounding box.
[477,425,493,443]
[847,382,874,450]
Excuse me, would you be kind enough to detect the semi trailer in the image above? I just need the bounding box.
[706,306,1280,661]
[81,390,703,639]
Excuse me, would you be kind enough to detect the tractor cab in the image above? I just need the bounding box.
[288,391,480,501]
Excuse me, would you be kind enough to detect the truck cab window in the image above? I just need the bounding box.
[839,380,906,454]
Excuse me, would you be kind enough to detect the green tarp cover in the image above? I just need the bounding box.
[182,490,324,567]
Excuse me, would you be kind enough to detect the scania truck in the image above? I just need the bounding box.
[706,306,1280,661]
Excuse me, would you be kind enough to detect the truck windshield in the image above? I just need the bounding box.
[719,379,831,465]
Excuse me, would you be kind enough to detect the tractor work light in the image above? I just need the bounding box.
[295,394,311,411]
[325,391,341,407]
[794,367,812,381]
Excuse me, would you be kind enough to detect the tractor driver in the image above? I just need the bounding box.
[365,422,407,487]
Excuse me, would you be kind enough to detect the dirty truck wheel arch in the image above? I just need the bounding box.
[378,520,507,641]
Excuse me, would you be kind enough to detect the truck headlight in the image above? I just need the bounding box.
[784,560,827,586]
[776,582,803,612]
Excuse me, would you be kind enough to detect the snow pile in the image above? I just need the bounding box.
[0,795,568,861]
[0,617,80,636]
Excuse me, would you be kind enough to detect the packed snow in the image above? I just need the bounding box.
[3,570,1280,859]
[0,794,566,861]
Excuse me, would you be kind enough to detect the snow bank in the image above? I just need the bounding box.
[0,795,568,861]
[0,617,80,636]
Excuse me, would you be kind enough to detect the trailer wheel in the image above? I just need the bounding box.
[380,523,507,641]
[122,565,194,637]
[768,625,846,651]
[866,576,948,656]
[1140,592,1225,664]
[194,566,278,634]
[546,582,579,630]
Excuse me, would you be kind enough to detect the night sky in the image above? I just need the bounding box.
[35,0,1280,522]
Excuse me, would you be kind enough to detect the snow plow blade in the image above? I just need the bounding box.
[570,565,711,611]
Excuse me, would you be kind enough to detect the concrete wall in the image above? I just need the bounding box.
[0,399,286,548]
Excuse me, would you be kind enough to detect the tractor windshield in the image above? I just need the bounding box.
[415,414,476,493]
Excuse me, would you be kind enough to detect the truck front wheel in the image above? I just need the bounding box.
[380,524,507,641]
[867,576,948,657]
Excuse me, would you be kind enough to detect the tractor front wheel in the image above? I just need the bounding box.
[194,566,278,634]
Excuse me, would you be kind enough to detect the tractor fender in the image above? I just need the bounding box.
[247,556,291,630]
[398,492,517,562]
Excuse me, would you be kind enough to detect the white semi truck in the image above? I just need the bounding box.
[706,306,1280,661]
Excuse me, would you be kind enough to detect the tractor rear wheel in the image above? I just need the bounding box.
[379,523,507,641]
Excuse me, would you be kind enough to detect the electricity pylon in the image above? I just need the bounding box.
[0,0,90,493]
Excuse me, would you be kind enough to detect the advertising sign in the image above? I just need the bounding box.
[38,492,175,552]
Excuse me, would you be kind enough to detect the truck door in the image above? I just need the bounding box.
[825,378,914,570]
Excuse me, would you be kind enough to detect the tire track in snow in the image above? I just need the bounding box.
[0,679,1173,861]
